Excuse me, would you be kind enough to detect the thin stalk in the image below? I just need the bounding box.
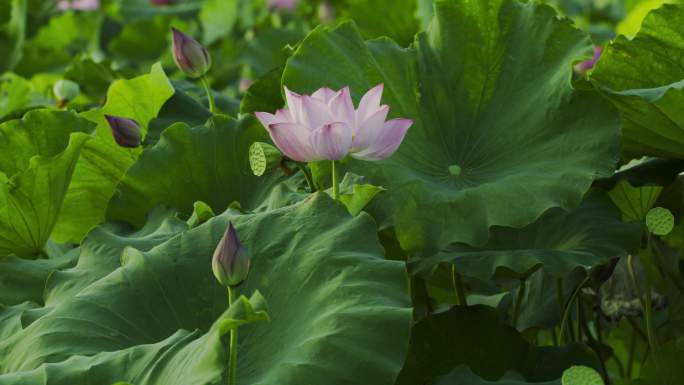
[625,316,648,343]
[555,278,564,346]
[451,265,467,306]
[611,354,625,380]
[297,163,315,192]
[201,76,217,114]
[559,274,591,344]
[627,253,659,367]
[511,279,526,328]
[626,327,636,379]
[576,295,584,342]
[331,160,339,200]
[227,287,238,385]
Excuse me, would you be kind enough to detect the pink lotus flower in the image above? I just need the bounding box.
[57,0,100,11]
[255,84,412,162]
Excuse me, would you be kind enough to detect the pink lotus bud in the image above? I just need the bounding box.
[57,0,100,11]
[212,223,250,288]
[268,0,297,11]
[318,1,334,23]
[574,46,602,75]
[105,115,142,148]
[171,28,212,79]
[255,84,412,162]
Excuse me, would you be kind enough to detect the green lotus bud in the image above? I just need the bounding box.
[171,27,211,79]
[53,79,80,105]
[645,207,674,236]
[212,223,250,288]
[249,142,283,176]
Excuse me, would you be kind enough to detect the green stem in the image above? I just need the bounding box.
[626,327,636,379]
[576,294,584,342]
[331,160,339,200]
[511,279,526,328]
[297,163,315,193]
[451,265,467,306]
[559,274,591,344]
[227,287,237,385]
[627,253,658,367]
[201,76,217,114]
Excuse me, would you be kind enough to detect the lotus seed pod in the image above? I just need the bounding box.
[212,223,250,288]
[249,142,283,176]
[561,366,604,385]
[645,207,674,236]
[53,79,80,104]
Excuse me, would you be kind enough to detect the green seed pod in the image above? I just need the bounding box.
[53,79,80,103]
[562,366,604,385]
[249,142,283,176]
[645,207,674,236]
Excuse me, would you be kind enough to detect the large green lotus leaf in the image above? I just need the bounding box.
[200,0,238,45]
[0,0,26,72]
[607,180,662,222]
[396,305,598,384]
[433,367,560,385]
[0,291,268,385]
[409,192,640,281]
[0,249,78,307]
[282,0,621,254]
[52,63,175,244]
[14,11,100,77]
[0,110,94,257]
[0,194,411,385]
[46,207,188,307]
[590,4,684,158]
[0,73,52,121]
[342,0,420,47]
[117,0,204,21]
[107,115,284,227]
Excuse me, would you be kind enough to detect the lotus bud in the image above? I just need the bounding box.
[212,223,250,288]
[53,79,80,107]
[171,28,211,79]
[249,142,283,176]
[268,0,297,11]
[318,1,334,23]
[105,115,142,148]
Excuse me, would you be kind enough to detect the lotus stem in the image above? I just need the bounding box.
[331,160,339,200]
[626,252,658,368]
[201,76,217,114]
[511,278,526,328]
[297,163,315,193]
[451,265,467,306]
[227,287,238,385]
[558,274,591,344]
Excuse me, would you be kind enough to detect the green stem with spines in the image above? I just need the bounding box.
[227,287,237,385]
[558,274,591,344]
[331,160,339,200]
[201,76,217,114]
[297,163,315,193]
[451,265,467,306]
[511,278,526,328]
